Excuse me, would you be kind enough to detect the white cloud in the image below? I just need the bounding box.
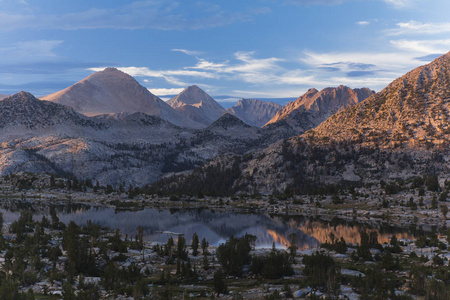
[90,45,443,98]
[298,49,433,90]
[357,21,370,26]
[383,0,420,8]
[172,49,203,56]
[284,0,346,5]
[148,87,184,96]
[285,0,420,7]
[89,66,217,87]
[390,39,450,54]
[301,50,424,70]
[190,59,228,70]
[390,20,450,35]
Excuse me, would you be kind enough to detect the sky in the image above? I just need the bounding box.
[1,0,450,104]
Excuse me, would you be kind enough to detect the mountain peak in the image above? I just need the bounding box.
[167,85,225,126]
[265,86,374,133]
[40,68,199,128]
[4,91,39,103]
[207,113,250,130]
[0,91,87,130]
[226,98,282,127]
[168,85,221,108]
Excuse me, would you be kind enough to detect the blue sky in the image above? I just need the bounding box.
[1,0,450,103]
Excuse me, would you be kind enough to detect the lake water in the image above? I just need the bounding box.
[0,201,417,249]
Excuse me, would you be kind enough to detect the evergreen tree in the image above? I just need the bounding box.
[191,233,199,256]
[213,269,227,296]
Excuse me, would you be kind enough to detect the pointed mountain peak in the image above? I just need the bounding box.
[305,88,319,95]
[84,67,140,84]
[168,85,222,108]
[207,113,250,129]
[4,91,39,103]
[184,85,202,92]
[167,85,226,126]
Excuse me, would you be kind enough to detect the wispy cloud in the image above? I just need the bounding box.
[284,0,346,5]
[0,40,63,63]
[0,1,257,31]
[172,49,203,56]
[383,0,420,8]
[357,21,370,26]
[89,65,218,87]
[390,39,450,54]
[285,0,420,7]
[390,20,450,35]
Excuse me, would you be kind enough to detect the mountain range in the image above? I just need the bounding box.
[1,65,381,188]
[0,92,293,186]
[150,51,450,196]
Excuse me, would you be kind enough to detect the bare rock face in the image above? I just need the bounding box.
[310,51,450,148]
[167,85,226,127]
[265,85,374,134]
[226,99,282,127]
[41,68,199,128]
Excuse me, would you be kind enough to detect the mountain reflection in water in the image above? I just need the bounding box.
[0,205,415,249]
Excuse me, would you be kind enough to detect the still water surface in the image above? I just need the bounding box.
[0,202,416,249]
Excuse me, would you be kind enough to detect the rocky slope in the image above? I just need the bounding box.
[41,68,199,128]
[265,86,374,134]
[226,98,282,127]
[150,52,450,195]
[309,52,450,148]
[167,85,226,127]
[0,94,8,100]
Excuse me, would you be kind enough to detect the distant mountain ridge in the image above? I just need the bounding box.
[0,91,290,187]
[41,68,200,128]
[0,94,8,100]
[167,85,226,127]
[265,85,374,133]
[226,99,282,127]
